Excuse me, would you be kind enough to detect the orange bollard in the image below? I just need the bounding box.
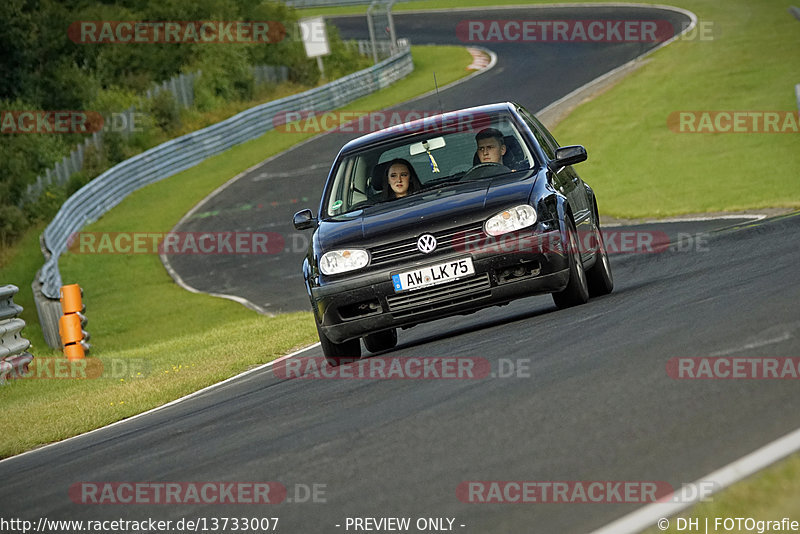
[60,284,84,314]
[64,343,86,360]
[59,284,89,360]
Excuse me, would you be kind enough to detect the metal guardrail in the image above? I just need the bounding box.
[796,83,799,114]
[287,0,385,6]
[0,285,34,384]
[24,66,290,206]
[33,42,413,343]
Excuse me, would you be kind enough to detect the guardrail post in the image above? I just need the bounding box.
[0,284,34,385]
[795,83,799,116]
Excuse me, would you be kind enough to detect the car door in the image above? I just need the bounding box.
[520,109,592,238]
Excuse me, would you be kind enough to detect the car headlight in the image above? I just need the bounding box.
[484,205,537,237]
[319,249,369,275]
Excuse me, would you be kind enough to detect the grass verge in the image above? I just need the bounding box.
[301,0,800,217]
[0,45,474,459]
[642,451,800,533]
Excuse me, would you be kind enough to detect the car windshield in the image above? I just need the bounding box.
[323,112,536,217]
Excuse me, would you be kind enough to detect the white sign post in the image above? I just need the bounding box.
[299,17,330,80]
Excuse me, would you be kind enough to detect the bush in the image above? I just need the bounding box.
[321,26,372,80]
[102,131,128,167]
[149,91,181,135]
[0,204,27,248]
[80,143,107,180]
[1,0,381,253]
[190,46,256,111]
[66,172,88,197]
[22,185,67,226]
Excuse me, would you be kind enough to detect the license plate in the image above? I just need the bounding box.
[392,258,475,292]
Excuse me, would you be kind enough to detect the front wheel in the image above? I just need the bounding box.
[552,217,590,309]
[586,224,613,297]
[316,322,361,367]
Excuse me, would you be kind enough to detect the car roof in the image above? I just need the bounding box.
[338,101,521,154]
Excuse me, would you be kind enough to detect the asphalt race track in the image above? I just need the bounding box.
[3,211,800,532]
[3,6,800,534]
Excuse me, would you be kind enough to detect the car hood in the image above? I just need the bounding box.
[317,172,538,249]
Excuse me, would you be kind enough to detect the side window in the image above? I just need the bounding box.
[327,157,353,216]
[348,157,369,206]
[520,108,558,160]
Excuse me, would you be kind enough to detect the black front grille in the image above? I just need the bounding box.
[369,223,485,267]
[386,273,492,319]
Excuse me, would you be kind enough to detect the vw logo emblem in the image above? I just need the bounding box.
[417,234,437,254]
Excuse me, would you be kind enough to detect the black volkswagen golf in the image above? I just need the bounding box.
[293,102,612,364]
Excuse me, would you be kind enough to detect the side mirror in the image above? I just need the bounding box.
[547,145,587,172]
[292,209,317,230]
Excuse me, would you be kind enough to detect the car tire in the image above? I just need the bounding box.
[316,322,361,367]
[586,224,614,297]
[552,216,590,309]
[363,328,398,354]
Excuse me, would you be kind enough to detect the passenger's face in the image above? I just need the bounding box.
[476,137,506,163]
[388,163,411,197]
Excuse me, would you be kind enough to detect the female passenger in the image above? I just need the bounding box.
[381,158,422,200]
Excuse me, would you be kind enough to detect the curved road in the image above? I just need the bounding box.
[3,5,799,534]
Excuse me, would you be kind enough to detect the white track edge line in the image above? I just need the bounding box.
[587,427,800,534]
[324,2,696,17]
[0,342,320,465]
[601,214,767,227]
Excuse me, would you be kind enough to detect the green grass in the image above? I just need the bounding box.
[301,0,800,217]
[0,45,474,458]
[642,451,800,533]
[551,0,800,217]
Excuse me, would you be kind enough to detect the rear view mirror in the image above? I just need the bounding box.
[409,137,446,155]
[547,145,587,172]
[293,209,317,230]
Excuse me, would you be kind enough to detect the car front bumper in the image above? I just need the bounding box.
[312,230,570,343]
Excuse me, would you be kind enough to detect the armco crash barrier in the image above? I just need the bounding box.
[58,284,89,360]
[32,41,413,348]
[0,285,34,385]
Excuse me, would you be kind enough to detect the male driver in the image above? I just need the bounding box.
[475,128,506,164]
